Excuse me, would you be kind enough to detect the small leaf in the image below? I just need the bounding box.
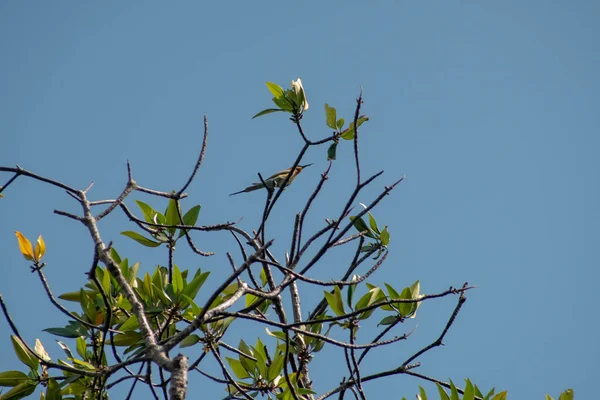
[367,212,379,235]
[380,226,390,246]
[273,96,294,112]
[463,379,475,400]
[558,389,574,400]
[418,386,428,400]
[349,216,376,239]
[378,315,399,326]
[340,116,369,140]
[346,278,357,310]
[178,205,201,238]
[119,315,140,332]
[75,336,87,359]
[121,231,162,247]
[252,108,284,119]
[491,392,508,400]
[355,287,383,320]
[267,352,285,382]
[265,82,284,98]
[43,327,83,339]
[325,104,337,129]
[398,287,415,317]
[0,371,30,387]
[1,380,37,399]
[10,336,39,370]
[450,380,460,400]
[323,287,345,316]
[34,235,46,261]
[180,334,200,348]
[164,198,180,236]
[45,378,61,400]
[327,143,337,161]
[135,200,158,223]
[265,328,287,342]
[172,265,183,295]
[182,270,210,300]
[336,118,345,130]
[435,383,451,400]
[226,357,250,380]
[15,231,34,261]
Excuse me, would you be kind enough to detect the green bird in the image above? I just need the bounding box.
[230,164,313,196]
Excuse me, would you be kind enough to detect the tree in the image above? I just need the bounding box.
[0,79,572,400]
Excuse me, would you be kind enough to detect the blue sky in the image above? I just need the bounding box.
[1,1,598,398]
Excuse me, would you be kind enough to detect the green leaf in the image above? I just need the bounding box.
[367,212,379,234]
[327,143,337,161]
[349,216,376,239]
[79,289,95,323]
[355,287,383,320]
[164,198,180,236]
[252,108,284,119]
[398,287,415,317]
[238,340,256,373]
[323,287,345,316]
[75,336,87,359]
[558,389,574,400]
[252,341,268,378]
[340,116,369,140]
[110,247,122,264]
[121,231,162,247]
[336,118,345,130]
[462,379,475,400]
[384,283,401,300]
[325,104,337,129]
[172,265,183,295]
[0,371,30,387]
[1,380,37,400]
[100,266,111,295]
[178,205,201,238]
[44,326,84,339]
[418,386,428,400]
[226,357,250,380]
[45,378,61,400]
[179,334,200,348]
[265,328,288,342]
[135,200,157,223]
[273,96,294,112]
[380,226,390,246]
[378,315,399,326]
[120,314,140,332]
[435,383,451,400]
[265,82,284,98]
[267,352,285,382]
[346,280,356,310]
[450,380,459,400]
[491,392,507,400]
[483,387,495,399]
[182,270,210,301]
[112,331,142,347]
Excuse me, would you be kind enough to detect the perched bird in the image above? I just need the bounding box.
[230,164,313,196]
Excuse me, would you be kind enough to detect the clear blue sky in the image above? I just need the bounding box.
[1,2,598,399]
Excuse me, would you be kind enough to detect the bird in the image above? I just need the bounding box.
[230,163,313,196]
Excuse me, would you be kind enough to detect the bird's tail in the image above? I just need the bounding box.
[229,189,247,196]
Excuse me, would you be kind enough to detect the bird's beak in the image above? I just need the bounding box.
[300,163,314,169]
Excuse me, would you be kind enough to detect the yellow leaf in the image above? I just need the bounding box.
[95,311,104,325]
[15,231,34,261]
[34,235,46,261]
